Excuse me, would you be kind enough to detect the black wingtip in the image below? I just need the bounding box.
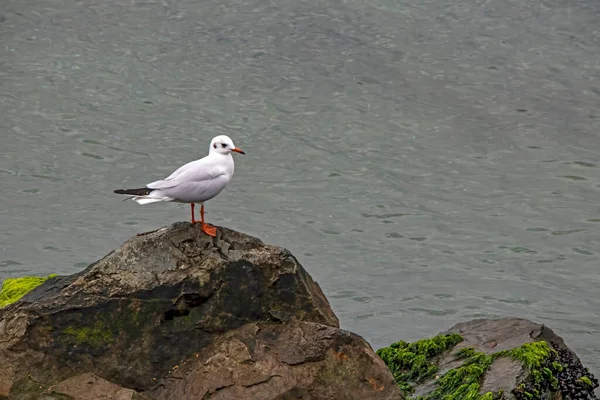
[114,188,152,196]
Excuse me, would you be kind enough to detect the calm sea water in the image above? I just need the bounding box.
[2,0,600,383]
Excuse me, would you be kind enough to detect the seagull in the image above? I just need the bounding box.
[114,135,245,237]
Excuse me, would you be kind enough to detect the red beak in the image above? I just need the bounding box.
[232,147,245,155]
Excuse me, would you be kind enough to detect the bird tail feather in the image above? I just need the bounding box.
[114,188,173,205]
[132,196,171,205]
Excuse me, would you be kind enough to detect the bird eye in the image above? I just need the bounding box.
[221,143,227,148]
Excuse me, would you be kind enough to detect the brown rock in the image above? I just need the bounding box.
[478,357,525,397]
[448,317,573,355]
[151,320,401,400]
[51,373,151,400]
[7,373,150,400]
[0,223,400,400]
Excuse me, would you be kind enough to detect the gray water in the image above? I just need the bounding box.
[2,0,600,382]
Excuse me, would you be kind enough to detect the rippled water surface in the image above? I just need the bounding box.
[2,0,600,382]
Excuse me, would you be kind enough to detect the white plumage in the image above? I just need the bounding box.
[114,135,245,236]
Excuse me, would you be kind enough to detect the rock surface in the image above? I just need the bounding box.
[447,318,599,400]
[8,373,151,400]
[0,222,401,400]
[151,320,400,400]
[378,317,599,400]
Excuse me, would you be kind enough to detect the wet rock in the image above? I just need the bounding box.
[377,317,598,399]
[53,373,151,400]
[0,222,400,400]
[9,373,150,400]
[151,321,401,400]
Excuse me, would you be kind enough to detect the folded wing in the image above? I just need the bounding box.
[147,158,224,190]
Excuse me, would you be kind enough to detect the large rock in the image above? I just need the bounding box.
[377,317,599,400]
[151,320,400,400]
[0,222,401,400]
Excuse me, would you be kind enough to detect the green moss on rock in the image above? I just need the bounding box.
[375,333,463,393]
[420,347,496,400]
[64,323,114,348]
[510,342,598,400]
[58,301,157,351]
[578,376,593,388]
[500,341,561,397]
[378,336,598,400]
[0,275,56,308]
[504,341,553,371]
[478,393,495,400]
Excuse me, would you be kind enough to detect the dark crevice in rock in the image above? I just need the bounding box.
[268,309,291,323]
[201,383,236,400]
[215,246,230,261]
[243,374,282,388]
[163,292,214,322]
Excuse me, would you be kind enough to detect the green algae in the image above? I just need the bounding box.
[0,275,57,308]
[60,302,151,350]
[419,347,496,400]
[578,376,593,388]
[503,341,552,370]
[378,336,570,400]
[64,322,114,348]
[375,333,463,394]
[59,298,179,350]
[501,341,561,396]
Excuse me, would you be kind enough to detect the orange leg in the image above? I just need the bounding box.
[190,203,198,224]
[200,205,217,237]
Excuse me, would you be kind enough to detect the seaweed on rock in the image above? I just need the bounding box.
[376,333,463,393]
[378,336,599,400]
[418,347,498,400]
[508,341,598,400]
[0,275,56,307]
[506,341,561,399]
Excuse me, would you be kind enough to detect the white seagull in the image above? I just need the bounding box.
[114,135,245,237]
